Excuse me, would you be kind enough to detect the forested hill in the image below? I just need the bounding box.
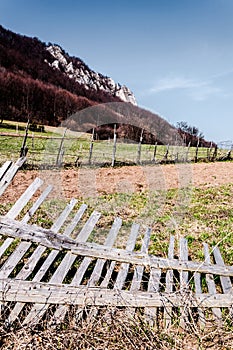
[0,25,136,126]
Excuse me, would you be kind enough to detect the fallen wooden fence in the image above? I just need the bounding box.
[0,157,26,196]
[0,176,232,328]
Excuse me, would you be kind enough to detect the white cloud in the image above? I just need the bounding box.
[150,76,208,93]
[149,75,226,101]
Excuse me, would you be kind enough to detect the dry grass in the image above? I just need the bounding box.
[0,309,233,350]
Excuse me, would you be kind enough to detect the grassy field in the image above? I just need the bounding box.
[0,120,228,166]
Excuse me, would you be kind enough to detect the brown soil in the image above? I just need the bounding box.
[1,161,233,203]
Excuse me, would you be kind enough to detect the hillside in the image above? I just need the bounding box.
[0,25,136,126]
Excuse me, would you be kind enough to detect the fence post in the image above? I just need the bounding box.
[20,119,30,158]
[185,141,191,162]
[88,128,95,165]
[212,145,218,161]
[164,144,169,161]
[207,141,212,161]
[137,129,143,164]
[111,124,117,167]
[194,138,199,163]
[56,128,67,167]
[152,141,158,162]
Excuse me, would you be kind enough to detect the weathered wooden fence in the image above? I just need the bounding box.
[1,133,230,168]
[0,161,232,328]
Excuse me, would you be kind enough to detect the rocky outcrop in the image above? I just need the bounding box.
[46,45,137,105]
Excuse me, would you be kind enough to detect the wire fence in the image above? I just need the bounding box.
[0,133,232,168]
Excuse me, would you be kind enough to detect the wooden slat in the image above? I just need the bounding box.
[194,271,206,328]
[0,157,26,196]
[144,267,161,326]
[130,228,151,292]
[164,235,175,327]
[2,278,233,308]
[114,223,140,290]
[2,216,233,276]
[51,198,77,232]
[22,209,100,325]
[22,185,53,223]
[213,246,233,316]
[52,217,122,323]
[6,177,43,220]
[88,217,122,287]
[0,161,12,181]
[203,243,222,321]
[179,238,189,329]
[8,199,83,324]
[0,241,31,278]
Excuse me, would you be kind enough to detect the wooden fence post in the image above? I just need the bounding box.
[111,124,117,167]
[137,129,143,164]
[207,141,213,161]
[186,141,191,162]
[20,119,30,158]
[56,128,67,167]
[164,144,169,161]
[152,141,158,162]
[88,128,95,165]
[212,145,218,161]
[195,138,199,163]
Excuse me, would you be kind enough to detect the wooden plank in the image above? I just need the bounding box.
[126,228,151,319]
[130,227,151,291]
[6,177,43,220]
[52,217,122,323]
[179,238,189,329]
[1,278,233,308]
[213,247,233,294]
[51,198,77,233]
[164,235,175,327]
[75,211,101,243]
[22,209,100,325]
[63,204,87,237]
[88,217,122,287]
[8,199,82,324]
[0,161,12,181]
[0,241,31,278]
[213,246,233,316]
[0,157,26,196]
[194,272,206,328]
[203,243,222,321]
[22,185,53,223]
[144,267,161,326]
[2,216,233,276]
[114,223,140,290]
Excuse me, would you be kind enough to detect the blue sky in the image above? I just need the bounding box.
[0,0,233,142]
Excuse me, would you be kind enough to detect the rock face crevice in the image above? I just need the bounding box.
[46,45,137,106]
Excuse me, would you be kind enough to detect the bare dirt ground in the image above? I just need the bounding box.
[1,161,233,203]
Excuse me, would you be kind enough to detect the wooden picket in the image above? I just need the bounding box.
[0,175,232,328]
